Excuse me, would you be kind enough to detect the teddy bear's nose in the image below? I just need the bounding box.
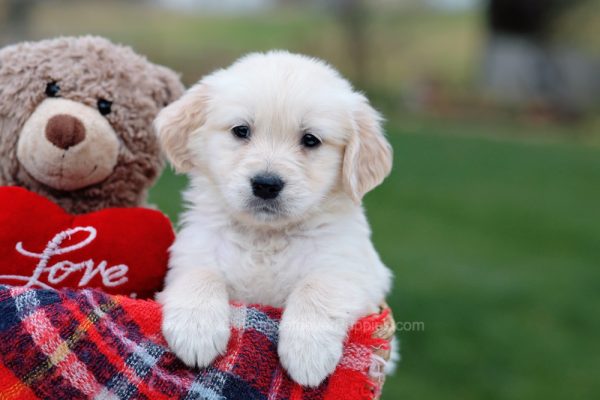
[45,114,86,150]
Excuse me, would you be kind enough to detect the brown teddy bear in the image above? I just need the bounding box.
[0,36,185,214]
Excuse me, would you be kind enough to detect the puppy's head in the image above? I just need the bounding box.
[155,51,392,225]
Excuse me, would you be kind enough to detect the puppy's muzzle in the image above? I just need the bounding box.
[251,174,285,200]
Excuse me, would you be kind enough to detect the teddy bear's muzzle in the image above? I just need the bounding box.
[16,98,119,191]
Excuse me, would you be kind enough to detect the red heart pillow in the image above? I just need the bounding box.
[0,187,173,298]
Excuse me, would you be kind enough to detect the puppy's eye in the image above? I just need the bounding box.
[232,125,251,139]
[97,99,112,116]
[301,133,321,148]
[45,82,60,97]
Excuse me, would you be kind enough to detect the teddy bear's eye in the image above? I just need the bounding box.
[97,99,113,116]
[45,82,60,98]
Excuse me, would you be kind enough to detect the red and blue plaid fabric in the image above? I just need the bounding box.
[0,285,389,400]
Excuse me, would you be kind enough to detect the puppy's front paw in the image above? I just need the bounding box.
[278,315,345,387]
[162,306,230,368]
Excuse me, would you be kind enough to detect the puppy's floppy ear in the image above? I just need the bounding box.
[154,83,209,173]
[342,98,393,203]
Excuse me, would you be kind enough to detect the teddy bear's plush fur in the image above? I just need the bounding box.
[0,36,184,213]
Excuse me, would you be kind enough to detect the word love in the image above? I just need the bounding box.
[0,226,129,290]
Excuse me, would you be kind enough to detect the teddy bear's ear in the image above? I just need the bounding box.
[154,83,208,173]
[152,65,186,107]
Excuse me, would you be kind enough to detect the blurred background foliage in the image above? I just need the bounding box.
[1,1,598,399]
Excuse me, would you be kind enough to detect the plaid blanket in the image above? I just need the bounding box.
[0,285,390,400]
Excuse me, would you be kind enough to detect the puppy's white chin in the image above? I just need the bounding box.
[228,199,313,229]
[252,208,285,221]
[236,206,291,228]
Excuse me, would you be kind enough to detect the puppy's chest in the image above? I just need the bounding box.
[219,232,308,306]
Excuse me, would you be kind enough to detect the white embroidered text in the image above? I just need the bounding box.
[0,226,129,290]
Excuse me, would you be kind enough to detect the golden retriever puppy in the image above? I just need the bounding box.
[155,51,393,387]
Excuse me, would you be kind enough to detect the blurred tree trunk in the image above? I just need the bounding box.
[486,0,561,39]
[482,0,597,116]
[331,0,369,88]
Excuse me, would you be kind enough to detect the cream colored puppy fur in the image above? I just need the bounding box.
[155,51,393,387]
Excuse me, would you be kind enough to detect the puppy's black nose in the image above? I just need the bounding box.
[251,174,284,200]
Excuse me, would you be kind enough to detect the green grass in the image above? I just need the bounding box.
[150,125,600,400]
[368,127,600,399]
